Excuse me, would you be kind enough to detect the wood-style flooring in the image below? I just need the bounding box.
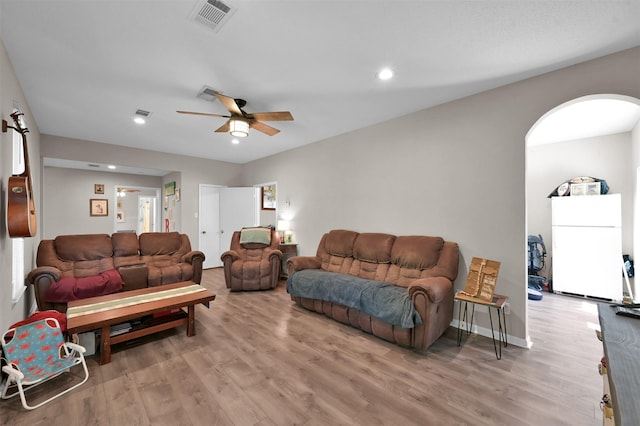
[2,268,606,425]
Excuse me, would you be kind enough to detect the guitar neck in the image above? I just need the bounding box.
[20,136,31,178]
[9,111,31,180]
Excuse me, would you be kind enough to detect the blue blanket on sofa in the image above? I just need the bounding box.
[286,269,422,328]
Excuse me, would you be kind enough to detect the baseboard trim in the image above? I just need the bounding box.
[450,319,531,349]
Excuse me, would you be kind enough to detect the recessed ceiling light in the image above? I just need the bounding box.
[134,109,151,124]
[107,165,116,170]
[377,68,393,81]
[231,139,240,145]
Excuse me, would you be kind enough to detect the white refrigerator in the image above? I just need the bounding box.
[551,193,622,301]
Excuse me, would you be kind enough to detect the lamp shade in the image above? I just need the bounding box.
[230,119,249,137]
[277,220,290,231]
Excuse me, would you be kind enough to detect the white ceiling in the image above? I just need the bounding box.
[1,1,639,166]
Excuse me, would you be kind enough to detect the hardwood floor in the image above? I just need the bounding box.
[2,268,605,425]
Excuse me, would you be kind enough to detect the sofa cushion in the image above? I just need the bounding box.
[353,233,395,263]
[147,264,193,287]
[139,232,182,255]
[112,232,140,256]
[391,236,444,270]
[54,234,113,261]
[287,269,422,328]
[324,229,359,257]
[44,269,125,303]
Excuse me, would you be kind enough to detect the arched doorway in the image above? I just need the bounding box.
[525,94,640,306]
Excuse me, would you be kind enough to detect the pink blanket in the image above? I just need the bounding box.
[44,269,125,303]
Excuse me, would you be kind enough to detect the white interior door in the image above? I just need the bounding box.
[199,185,221,269]
[199,185,256,269]
[220,187,257,254]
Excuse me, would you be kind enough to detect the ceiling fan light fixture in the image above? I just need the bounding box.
[230,119,249,137]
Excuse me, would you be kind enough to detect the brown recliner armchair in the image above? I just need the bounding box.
[221,228,282,291]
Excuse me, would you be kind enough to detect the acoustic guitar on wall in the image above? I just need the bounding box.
[3,111,37,238]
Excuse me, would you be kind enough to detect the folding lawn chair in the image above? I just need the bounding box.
[1,317,89,410]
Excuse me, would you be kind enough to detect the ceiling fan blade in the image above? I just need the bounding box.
[215,94,243,116]
[250,121,280,136]
[215,120,231,133]
[250,111,294,121]
[177,110,229,118]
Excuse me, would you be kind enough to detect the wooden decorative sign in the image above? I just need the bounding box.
[461,257,501,301]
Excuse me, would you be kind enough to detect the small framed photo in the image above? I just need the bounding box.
[261,185,276,210]
[90,199,108,216]
[116,210,125,222]
[165,181,176,196]
[94,184,105,194]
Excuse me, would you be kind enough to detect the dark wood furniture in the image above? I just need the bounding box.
[67,281,215,365]
[598,303,640,425]
[278,243,298,278]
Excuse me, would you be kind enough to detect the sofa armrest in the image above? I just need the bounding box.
[220,249,239,264]
[267,249,283,263]
[287,256,322,275]
[27,266,62,311]
[182,250,205,284]
[408,276,454,304]
[183,250,205,265]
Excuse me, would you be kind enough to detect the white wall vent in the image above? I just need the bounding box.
[190,0,237,33]
[197,86,221,102]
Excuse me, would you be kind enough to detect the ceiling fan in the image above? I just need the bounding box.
[177,94,294,137]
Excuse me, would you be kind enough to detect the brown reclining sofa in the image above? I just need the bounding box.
[286,229,459,351]
[28,232,205,312]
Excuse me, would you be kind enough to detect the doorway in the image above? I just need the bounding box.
[199,185,257,269]
[114,185,161,233]
[525,95,640,320]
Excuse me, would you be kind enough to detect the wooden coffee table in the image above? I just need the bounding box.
[66,281,216,364]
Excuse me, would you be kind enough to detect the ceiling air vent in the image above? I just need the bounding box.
[197,86,221,102]
[190,0,237,33]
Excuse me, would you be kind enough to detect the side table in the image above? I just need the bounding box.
[455,291,508,359]
[278,243,298,279]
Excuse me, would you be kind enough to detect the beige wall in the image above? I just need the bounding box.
[40,134,244,246]
[0,38,41,330]
[42,167,162,238]
[241,47,640,347]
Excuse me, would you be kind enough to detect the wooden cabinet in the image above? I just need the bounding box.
[597,304,640,425]
[278,244,298,278]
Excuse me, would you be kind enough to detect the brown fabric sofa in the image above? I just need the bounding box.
[27,232,205,312]
[221,228,282,291]
[286,229,459,351]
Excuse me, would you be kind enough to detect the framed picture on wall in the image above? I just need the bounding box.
[90,199,108,216]
[165,181,176,196]
[116,210,125,222]
[261,185,276,210]
[94,184,105,194]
